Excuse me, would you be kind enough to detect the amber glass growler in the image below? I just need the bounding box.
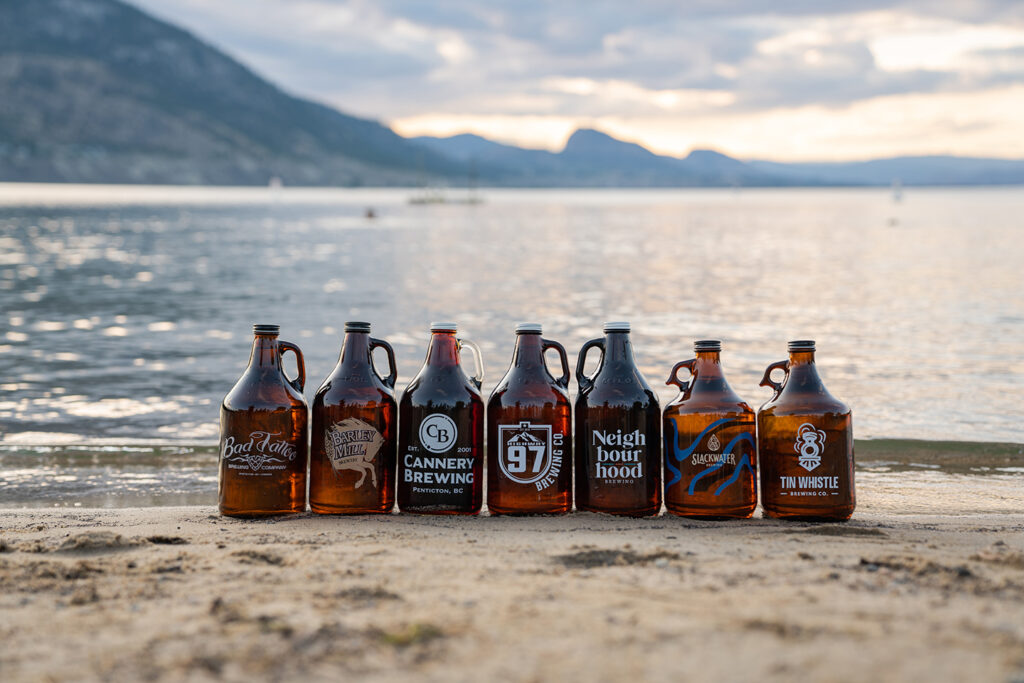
[487,324,572,515]
[574,322,661,516]
[310,322,398,514]
[219,324,308,516]
[758,340,855,520]
[397,323,485,514]
[663,340,756,518]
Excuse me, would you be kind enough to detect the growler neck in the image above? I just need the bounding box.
[425,331,461,368]
[694,351,724,379]
[247,334,281,370]
[690,351,733,396]
[338,331,372,370]
[511,333,546,372]
[603,331,636,365]
[784,351,828,394]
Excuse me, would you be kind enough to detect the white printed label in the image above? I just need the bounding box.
[325,418,383,489]
[592,428,646,483]
[419,413,457,453]
[222,431,298,474]
[497,421,564,491]
[795,423,825,472]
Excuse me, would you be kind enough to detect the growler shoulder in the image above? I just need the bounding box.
[666,396,753,418]
[759,394,850,417]
[223,373,305,411]
[491,381,567,409]
[402,374,480,408]
[583,381,659,409]
[316,378,392,407]
[222,391,302,412]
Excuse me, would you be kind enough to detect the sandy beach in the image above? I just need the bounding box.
[2,469,1023,683]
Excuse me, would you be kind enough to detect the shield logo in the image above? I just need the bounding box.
[497,421,553,484]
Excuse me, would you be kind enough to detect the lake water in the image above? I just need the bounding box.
[1,184,1021,447]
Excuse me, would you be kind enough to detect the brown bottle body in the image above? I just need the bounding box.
[574,326,662,517]
[757,343,856,521]
[663,345,757,518]
[310,326,398,514]
[397,327,484,515]
[487,329,572,515]
[219,326,308,516]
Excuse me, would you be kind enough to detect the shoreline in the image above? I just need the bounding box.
[1,438,1020,510]
[1,505,1022,681]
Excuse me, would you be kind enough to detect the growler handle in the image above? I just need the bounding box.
[575,338,605,392]
[457,338,485,390]
[542,338,571,389]
[278,340,306,393]
[369,337,398,389]
[666,359,697,392]
[759,360,789,399]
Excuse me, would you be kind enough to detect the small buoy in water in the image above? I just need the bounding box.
[365,207,376,219]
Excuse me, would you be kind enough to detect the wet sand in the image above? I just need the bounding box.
[2,480,1024,682]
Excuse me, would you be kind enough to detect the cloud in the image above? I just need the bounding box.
[126,0,1024,158]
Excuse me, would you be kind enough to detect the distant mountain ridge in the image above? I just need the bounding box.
[0,0,458,185]
[413,129,796,187]
[0,0,1022,186]
[416,130,1024,187]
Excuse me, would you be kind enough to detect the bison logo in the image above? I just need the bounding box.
[325,418,384,489]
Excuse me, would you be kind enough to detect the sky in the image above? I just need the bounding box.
[129,0,1024,161]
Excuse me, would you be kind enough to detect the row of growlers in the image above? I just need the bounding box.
[219,322,855,520]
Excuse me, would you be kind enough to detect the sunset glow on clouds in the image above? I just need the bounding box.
[130,1,1024,160]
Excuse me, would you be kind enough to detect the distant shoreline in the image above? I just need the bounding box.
[3,180,1024,190]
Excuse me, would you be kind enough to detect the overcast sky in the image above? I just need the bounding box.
[130,0,1024,161]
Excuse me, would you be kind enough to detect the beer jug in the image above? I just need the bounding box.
[487,324,572,515]
[219,324,308,516]
[663,340,756,518]
[757,340,855,520]
[397,323,485,514]
[310,322,398,514]
[574,322,661,516]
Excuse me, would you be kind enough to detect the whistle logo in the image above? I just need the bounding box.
[419,413,458,453]
[795,423,825,471]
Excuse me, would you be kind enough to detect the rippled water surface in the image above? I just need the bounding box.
[0,184,1022,445]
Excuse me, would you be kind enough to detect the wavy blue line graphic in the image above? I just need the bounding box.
[686,432,754,495]
[713,453,754,496]
[664,423,683,488]
[663,417,733,487]
[665,418,755,494]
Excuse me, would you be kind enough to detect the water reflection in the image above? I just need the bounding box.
[0,445,218,507]
[0,186,1021,443]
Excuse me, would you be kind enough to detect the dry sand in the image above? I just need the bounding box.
[2,488,1023,682]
